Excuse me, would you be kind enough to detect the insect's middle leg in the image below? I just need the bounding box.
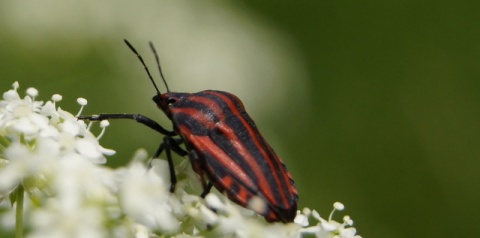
[152,137,188,193]
[153,140,214,197]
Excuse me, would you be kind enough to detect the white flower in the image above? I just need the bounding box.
[299,202,362,238]
[28,157,118,238]
[0,82,121,236]
[117,159,180,234]
[0,82,115,195]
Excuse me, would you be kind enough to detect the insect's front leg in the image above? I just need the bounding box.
[78,113,175,136]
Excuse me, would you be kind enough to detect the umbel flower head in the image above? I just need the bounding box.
[0,82,115,196]
[0,82,361,238]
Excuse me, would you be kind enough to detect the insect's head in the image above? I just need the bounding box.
[153,92,189,118]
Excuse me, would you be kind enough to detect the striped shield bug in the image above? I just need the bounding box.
[79,39,298,222]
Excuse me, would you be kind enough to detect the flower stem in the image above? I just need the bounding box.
[15,184,24,238]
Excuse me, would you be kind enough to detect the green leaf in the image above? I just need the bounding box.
[9,187,17,207]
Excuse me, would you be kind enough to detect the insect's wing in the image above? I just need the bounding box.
[204,114,297,222]
[170,90,298,222]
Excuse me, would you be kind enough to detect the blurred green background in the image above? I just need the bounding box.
[1,1,479,237]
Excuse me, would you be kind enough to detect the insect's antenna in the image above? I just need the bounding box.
[123,39,162,95]
[149,41,171,92]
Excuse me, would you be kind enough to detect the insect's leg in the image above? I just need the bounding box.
[188,150,207,187]
[148,137,186,168]
[171,137,184,145]
[168,137,188,157]
[200,182,213,198]
[147,141,165,169]
[78,113,175,136]
[161,141,212,198]
[148,137,186,191]
[189,150,214,197]
[162,136,177,193]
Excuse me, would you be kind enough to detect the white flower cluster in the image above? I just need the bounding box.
[0,82,361,238]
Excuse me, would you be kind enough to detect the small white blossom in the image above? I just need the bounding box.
[294,211,309,227]
[117,159,180,234]
[51,94,62,102]
[76,98,87,106]
[298,203,362,238]
[334,201,345,211]
[26,87,38,98]
[204,193,225,212]
[75,98,87,117]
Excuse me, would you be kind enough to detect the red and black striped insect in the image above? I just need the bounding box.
[79,39,298,222]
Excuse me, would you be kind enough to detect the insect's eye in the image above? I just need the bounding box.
[167,98,177,105]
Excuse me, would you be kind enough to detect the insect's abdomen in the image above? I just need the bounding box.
[168,90,298,222]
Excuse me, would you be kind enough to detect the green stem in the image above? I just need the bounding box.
[15,185,24,238]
